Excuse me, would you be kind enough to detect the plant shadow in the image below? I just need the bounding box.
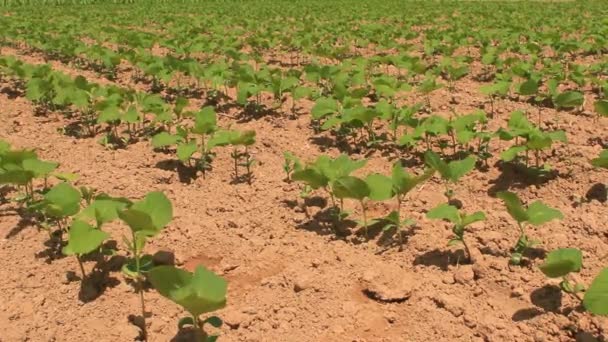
[512,284,563,322]
[487,161,557,196]
[155,159,199,184]
[585,183,607,203]
[412,249,469,271]
[35,231,67,263]
[296,207,357,238]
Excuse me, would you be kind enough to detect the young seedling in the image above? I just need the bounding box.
[424,150,476,203]
[148,265,227,340]
[539,248,584,299]
[292,154,367,230]
[62,220,109,280]
[591,150,608,169]
[209,130,256,184]
[426,204,485,263]
[282,151,302,182]
[365,164,434,249]
[539,247,608,315]
[118,191,173,340]
[497,191,563,265]
[496,110,567,171]
[332,175,371,236]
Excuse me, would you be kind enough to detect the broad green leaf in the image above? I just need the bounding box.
[292,168,328,189]
[44,182,82,218]
[311,97,339,119]
[591,150,608,169]
[584,268,608,316]
[426,204,460,224]
[176,141,197,162]
[192,106,217,135]
[148,265,227,317]
[332,176,370,201]
[78,199,128,227]
[497,191,529,223]
[22,158,58,177]
[517,80,539,96]
[526,201,563,226]
[152,132,182,148]
[447,156,476,182]
[595,100,608,117]
[500,145,527,162]
[554,91,583,109]
[365,174,394,201]
[461,211,486,226]
[62,220,109,256]
[539,248,582,278]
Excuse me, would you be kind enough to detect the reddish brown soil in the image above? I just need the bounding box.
[1,45,607,342]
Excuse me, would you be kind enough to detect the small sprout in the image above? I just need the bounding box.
[148,265,227,339]
[118,191,173,339]
[497,191,563,265]
[424,150,476,202]
[426,204,485,262]
[62,220,109,280]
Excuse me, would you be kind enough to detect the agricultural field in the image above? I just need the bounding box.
[0,0,607,341]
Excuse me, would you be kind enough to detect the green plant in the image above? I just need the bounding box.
[118,191,173,339]
[497,191,563,265]
[424,151,476,202]
[426,204,485,262]
[497,110,567,170]
[365,163,434,249]
[148,265,227,341]
[62,220,109,280]
[539,247,608,315]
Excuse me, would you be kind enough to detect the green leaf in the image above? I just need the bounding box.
[426,204,460,224]
[497,191,529,223]
[152,132,182,148]
[148,265,227,317]
[22,158,58,177]
[77,198,128,227]
[365,174,394,201]
[500,145,527,162]
[539,248,582,278]
[62,220,109,256]
[584,268,608,316]
[392,165,434,196]
[44,182,82,218]
[332,176,370,201]
[594,100,608,117]
[119,191,172,235]
[176,141,197,162]
[192,106,217,135]
[554,91,584,109]
[447,156,476,182]
[292,168,328,189]
[526,201,563,226]
[591,150,608,169]
[461,211,486,226]
[311,97,339,119]
[517,80,539,96]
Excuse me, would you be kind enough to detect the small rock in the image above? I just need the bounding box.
[223,310,248,329]
[433,295,464,317]
[293,272,315,292]
[511,287,525,298]
[454,265,475,285]
[360,268,416,303]
[534,331,547,342]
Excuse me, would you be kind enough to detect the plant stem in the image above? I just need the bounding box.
[76,255,86,280]
[360,200,368,238]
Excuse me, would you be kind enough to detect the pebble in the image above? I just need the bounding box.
[454,265,475,285]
